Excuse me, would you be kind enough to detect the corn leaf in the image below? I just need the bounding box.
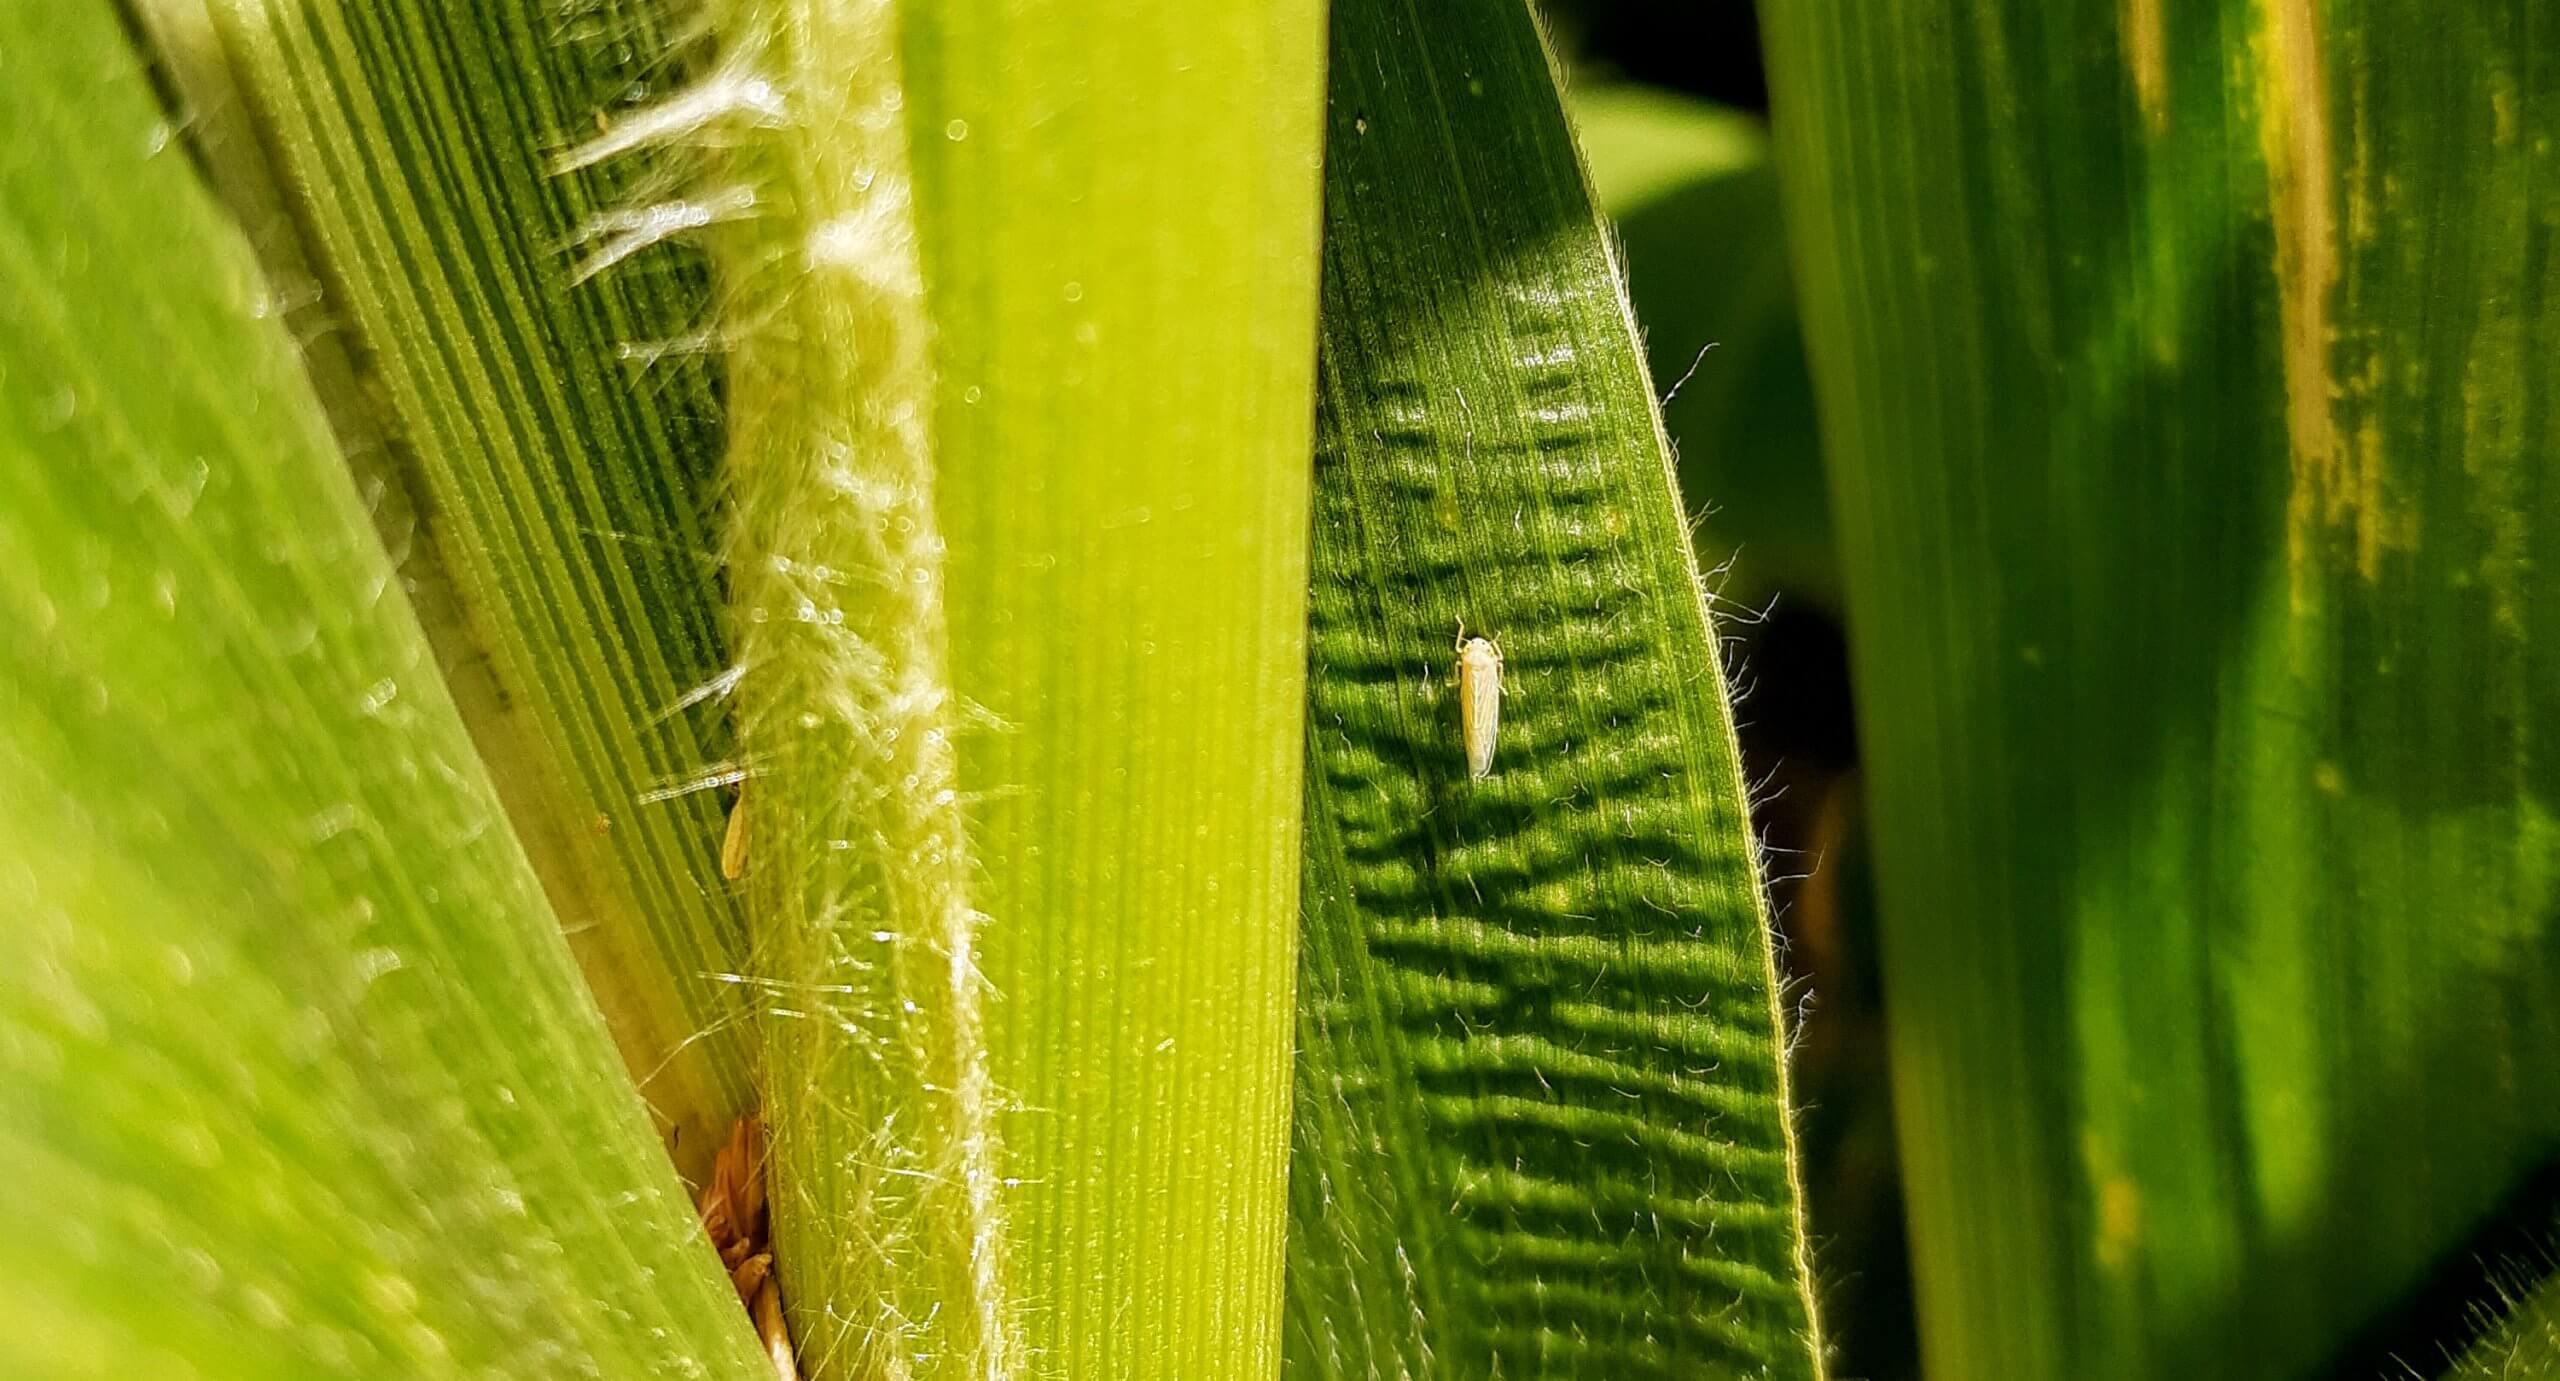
[138,0,757,1168]
[1573,83,1831,607]
[2435,1269,2560,1380]
[1286,3,1823,1376]
[659,1,1325,1374]
[0,6,764,1375]
[1763,2,2560,1375]
[910,5,1325,1375]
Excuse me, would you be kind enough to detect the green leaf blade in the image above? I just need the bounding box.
[665,0,1326,1374]
[914,4,1329,1374]
[0,7,764,1376]
[1762,1,2560,1375]
[148,0,756,1164]
[1572,84,1831,609]
[1289,3,1822,1377]
[2437,1272,2560,1381]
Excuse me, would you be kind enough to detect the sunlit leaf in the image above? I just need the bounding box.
[1764,2,2560,1374]
[1287,3,1823,1376]
[0,7,764,1375]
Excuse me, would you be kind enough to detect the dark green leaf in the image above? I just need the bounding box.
[1763,1,2560,1374]
[1288,4,1823,1377]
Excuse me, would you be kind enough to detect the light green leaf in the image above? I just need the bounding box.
[0,5,763,1376]
[139,0,756,1167]
[1763,1,2560,1375]
[1287,3,1823,1377]
[658,1,1324,1375]
[913,4,1324,1376]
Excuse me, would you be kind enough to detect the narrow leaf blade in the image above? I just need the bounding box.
[1762,1,2560,1375]
[0,7,762,1375]
[673,1,1326,1374]
[1288,3,1823,1376]
[914,2,1328,1373]
[147,0,756,1163]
